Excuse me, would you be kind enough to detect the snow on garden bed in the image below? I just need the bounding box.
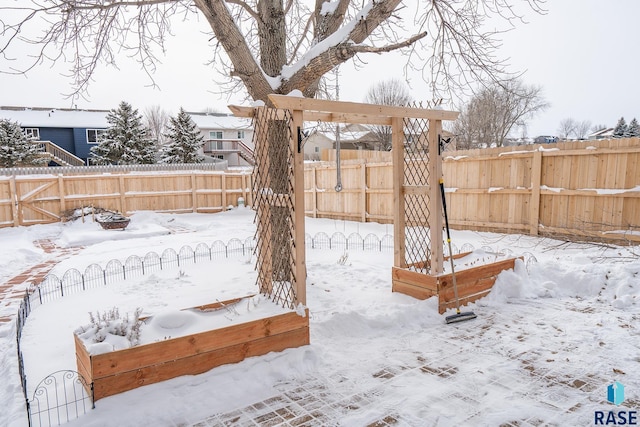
[75,294,295,355]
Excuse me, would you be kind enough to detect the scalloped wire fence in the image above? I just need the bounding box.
[27,370,93,427]
[26,237,256,307]
[21,233,397,309]
[22,232,539,310]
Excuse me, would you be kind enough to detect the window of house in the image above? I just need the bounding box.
[87,129,106,144]
[237,130,245,139]
[314,147,320,153]
[209,131,223,140]
[23,128,40,140]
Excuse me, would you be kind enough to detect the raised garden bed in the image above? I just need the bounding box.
[74,297,309,401]
[392,251,521,314]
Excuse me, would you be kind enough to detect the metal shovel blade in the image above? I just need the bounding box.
[445,311,477,324]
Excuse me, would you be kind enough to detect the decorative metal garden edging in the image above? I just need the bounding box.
[24,233,398,308]
[27,370,93,427]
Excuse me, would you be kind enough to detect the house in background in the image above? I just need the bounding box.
[303,123,382,161]
[336,124,379,150]
[588,128,614,140]
[301,129,334,160]
[0,106,109,166]
[188,112,254,166]
[0,107,255,167]
[534,135,559,144]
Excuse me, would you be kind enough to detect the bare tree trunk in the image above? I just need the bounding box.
[258,0,287,77]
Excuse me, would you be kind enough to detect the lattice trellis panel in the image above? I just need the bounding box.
[402,116,434,274]
[251,107,298,308]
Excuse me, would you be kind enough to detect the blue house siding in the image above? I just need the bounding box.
[1,107,110,162]
[39,127,102,161]
[73,128,95,160]
[39,127,75,154]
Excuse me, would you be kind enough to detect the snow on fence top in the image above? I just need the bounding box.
[0,162,230,176]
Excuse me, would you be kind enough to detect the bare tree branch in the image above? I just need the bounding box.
[0,0,547,104]
[452,79,548,148]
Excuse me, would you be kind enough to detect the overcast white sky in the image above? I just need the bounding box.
[0,0,638,138]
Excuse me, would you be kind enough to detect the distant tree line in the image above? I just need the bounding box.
[558,116,640,140]
[451,79,549,149]
[612,117,640,138]
[90,102,204,165]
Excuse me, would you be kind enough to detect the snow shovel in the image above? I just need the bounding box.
[439,178,477,324]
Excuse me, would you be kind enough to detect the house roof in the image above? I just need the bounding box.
[0,106,252,131]
[187,112,252,130]
[588,127,614,138]
[0,107,110,128]
[318,123,376,142]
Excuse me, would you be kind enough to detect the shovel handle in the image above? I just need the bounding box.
[439,178,451,242]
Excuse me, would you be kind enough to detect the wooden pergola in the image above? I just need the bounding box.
[231,95,517,315]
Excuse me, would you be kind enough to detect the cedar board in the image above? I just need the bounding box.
[75,299,309,401]
[392,257,520,314]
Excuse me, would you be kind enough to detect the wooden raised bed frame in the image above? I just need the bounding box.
[392,254,521,314]
[75,298,309,401]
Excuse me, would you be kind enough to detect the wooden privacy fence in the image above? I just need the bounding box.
[2,138,639,242]
[304,138,640,242]
[0,171,252,227]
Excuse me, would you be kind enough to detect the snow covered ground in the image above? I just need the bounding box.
[1,208,639,426]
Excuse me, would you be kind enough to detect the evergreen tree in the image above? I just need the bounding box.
[627,118,640,138]
[613,117,628,138]
[91,101,156,165]
[160,108,205,164]
[0,119,47,168]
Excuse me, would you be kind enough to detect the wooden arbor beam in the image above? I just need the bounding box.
[229,95,459,125]
[268,95,458,123]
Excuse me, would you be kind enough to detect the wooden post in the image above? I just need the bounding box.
[391,117,406,268]
[529,150,542,235]
[291,109,306,306]
[118,175,127,214]
[428,119,444,275]
[221,173,227,208]
[9,176,19,227]
[360,159,367,222]
[191,174,197,213]
[311,165,318,218]
[58,175,66,215]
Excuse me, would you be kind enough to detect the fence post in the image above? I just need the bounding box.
[118,175,127,215]
[10,176,20,227]
[58,175,67,216]
[311,165,318,218]
[222,174,227,209]
[529,150,543,236]
[191,173,198,213]
[360,160,367,222]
